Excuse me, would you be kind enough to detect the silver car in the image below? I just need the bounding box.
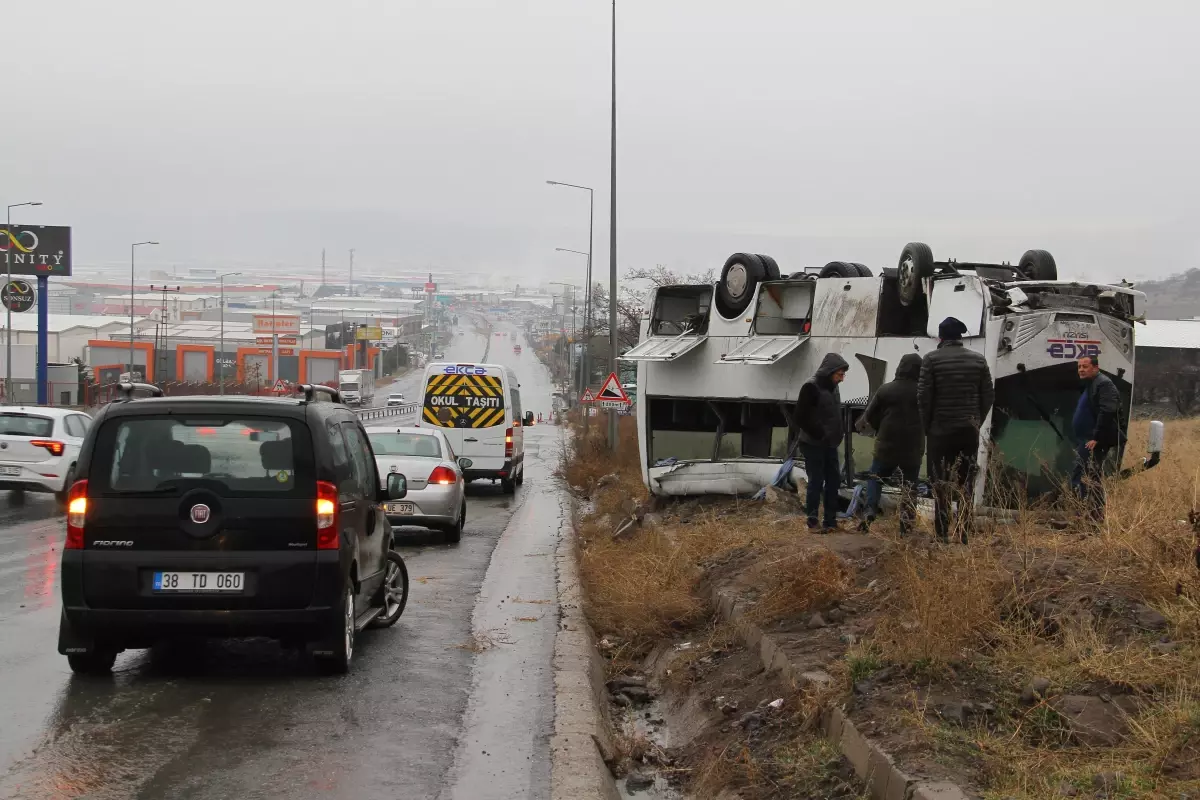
[366,426,467,543]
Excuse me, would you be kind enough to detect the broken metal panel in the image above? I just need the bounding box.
[619,333,706,362]
[925,275,986,338]
[809,278,881,338]
[716,335,808,365]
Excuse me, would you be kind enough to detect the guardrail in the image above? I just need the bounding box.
[354,403,421,422]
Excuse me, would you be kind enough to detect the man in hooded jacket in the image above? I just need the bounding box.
[795,353,850,531]
[857,353,924,534]
[918,317,994,543]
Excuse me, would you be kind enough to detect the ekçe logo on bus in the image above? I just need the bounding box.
[1046,340,1101,360]
[441,365,488,375]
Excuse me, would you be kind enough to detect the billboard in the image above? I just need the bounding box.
[355,326,383,341]
[0,225,72,276]
[252,314,300,335]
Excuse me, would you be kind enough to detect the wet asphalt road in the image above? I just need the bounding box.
[0,322,563,800]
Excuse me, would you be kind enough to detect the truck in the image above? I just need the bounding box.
[338,369,375,407]
[622,244,1162,505]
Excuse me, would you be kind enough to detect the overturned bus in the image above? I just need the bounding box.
[622,243,1161,504]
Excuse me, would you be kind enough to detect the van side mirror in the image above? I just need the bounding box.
[457,457,473,470]
[386,473,408,500]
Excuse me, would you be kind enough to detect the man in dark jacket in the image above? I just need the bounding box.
[795,352,850,532]
[857,353,924,535]
[1071,354,1120,522]
[918,317,994,543]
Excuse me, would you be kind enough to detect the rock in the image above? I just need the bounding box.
[1056,780,1079,796]
[1054,695,1135,747]
[807,613,828,629]
[1136,605,1169,631]
[716,697,739,715]
[736,711,766,731]
[933,699,967,727]
[625,771,654,792]
[1021,676,1053,704]
[1150,641,1180,655]
[826,607,846,624]
[854,680,874,695]
[596,473,620,489]
[767,698,784,709]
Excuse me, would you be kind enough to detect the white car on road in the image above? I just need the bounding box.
[385,392,406,407]
[367,426,467,543]
[0,407,92,502]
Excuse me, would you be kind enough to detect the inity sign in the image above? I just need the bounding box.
[0,225,72,277]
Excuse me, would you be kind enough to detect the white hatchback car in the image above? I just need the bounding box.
[0,407,92,502]
[366,426,467,543]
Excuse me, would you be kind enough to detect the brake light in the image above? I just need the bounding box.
[504,428,513,458]
[66,480,88,549]
[30,439,65,457]
[428,466,457,485]
[316,481,338,549]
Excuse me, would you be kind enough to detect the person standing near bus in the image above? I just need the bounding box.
[918,317,994,544]
[857,353,925,535]
[795,353,850,532]
[1071,354,1120,523]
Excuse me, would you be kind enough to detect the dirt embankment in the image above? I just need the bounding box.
[561,414,1200,800]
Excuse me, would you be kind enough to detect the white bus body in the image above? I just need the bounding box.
[624,247,1153,505]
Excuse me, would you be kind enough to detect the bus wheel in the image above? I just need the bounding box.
[1018,249,1058,282]
[897,242,934,306]
[716,253,767,318]
[818,261,858,279]
[850,262,874,278]
[755,254,781,280]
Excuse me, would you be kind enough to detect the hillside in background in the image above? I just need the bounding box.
[1134,269,1200,319]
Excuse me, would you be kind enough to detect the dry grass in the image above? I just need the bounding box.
[743,547,854,625]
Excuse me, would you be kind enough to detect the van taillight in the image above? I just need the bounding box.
[31,439,65,457]
[504,428,513,458]
[428,466,457,485]
[66,480,88,549]
[316,481,338,549]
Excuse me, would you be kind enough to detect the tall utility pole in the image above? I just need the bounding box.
[149,285,181,381]
[218,271,241,393]
[348,248,355,297]
[321,248,326,287]
[129,241,159,380]
[545,183,594,438]
[607,0,619,452]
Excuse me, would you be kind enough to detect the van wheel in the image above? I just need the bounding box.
[501,477,516,495]
[315,584,355,675]
[67,649,117,675]
[370,551,409,627]
[897,242,935,307]
[515,465,525,486]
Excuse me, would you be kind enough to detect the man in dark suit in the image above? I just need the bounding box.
[1071,354,1121,523]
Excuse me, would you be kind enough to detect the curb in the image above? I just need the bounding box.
[550,497,621,800]
[710,586,974,800]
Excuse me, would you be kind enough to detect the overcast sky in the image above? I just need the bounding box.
[3,0,1198,284]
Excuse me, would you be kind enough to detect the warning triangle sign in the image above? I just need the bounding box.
[273,379,288,393]
[580,387,597,404]
[595,372,630,404]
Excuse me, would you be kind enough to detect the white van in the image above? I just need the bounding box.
[417,362,528,493]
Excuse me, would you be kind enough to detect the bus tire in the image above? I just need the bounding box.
[819,261,858,279]
[1018,249,1058,282]
[716,253,767,318]
[897,242,934,306]
[850,262,873,278]
[755,254,782,280]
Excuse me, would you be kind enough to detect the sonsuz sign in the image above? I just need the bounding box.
[2,280,36,313]
[0,225,72,276]
[1047,339,1101,360]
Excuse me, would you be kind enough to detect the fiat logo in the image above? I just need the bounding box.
[190,504,211,524]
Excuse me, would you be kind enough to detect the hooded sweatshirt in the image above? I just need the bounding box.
[861,353,925,466]
[795,353,850,448]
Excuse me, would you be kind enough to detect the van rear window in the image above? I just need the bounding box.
[422,372,506,428]
[0,413,54,437]
[93,416,310,494]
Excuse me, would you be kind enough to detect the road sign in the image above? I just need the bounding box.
[580,387,596,404]
[273,379,288,393]
[424,282,437,294]
[595,372,631,409]
[1,280,36,313]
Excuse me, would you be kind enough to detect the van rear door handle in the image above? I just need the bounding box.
[464,437,478,442]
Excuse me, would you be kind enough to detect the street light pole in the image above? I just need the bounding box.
[608,0,619,451]
[218,271,241,394]
[4,201,42,403]
[129,241,159,381]
[545,182,594,411]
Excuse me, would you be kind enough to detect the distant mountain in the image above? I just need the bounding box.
[1132,269,1200,319]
